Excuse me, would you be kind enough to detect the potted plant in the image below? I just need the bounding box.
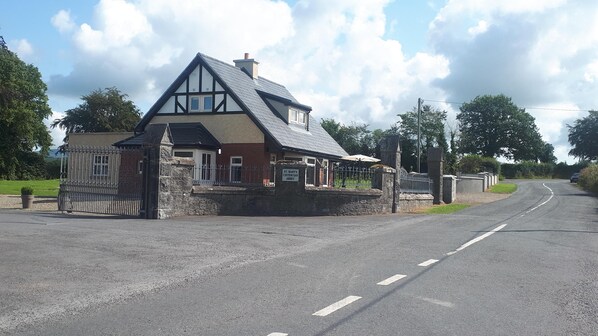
[21,186,34,209]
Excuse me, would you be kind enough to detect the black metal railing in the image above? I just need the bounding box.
[193,165,274,187]
[399,168,433,194]
[332,166,376,189]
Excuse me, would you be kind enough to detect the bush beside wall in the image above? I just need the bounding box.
[579,164,598,193]
[459,155,500,175]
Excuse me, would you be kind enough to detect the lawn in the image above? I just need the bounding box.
[489,183,517,194]
[424,203,470,214]
[0,179,60,197]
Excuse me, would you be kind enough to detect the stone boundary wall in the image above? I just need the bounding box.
[143,124,434,218]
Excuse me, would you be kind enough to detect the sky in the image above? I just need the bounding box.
[1,0,597,163]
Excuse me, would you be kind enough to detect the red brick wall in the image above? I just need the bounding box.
[217,143,270,185]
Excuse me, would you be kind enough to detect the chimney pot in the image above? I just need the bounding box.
[244,52,249,59]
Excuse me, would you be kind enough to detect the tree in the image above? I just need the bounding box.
[538,142,557,164]
[457,94,544,161]
[398,105,449,171]
[52,87,142,145]
[568,110,598,161]
[0,37,53,179]
[320,118,376,155]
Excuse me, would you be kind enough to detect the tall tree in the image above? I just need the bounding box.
[568,110,598,161]
[538,142,557,164]
[457,94,544,161]
[52,87,142,145]
[320,118,376,155]
[0,37,53,179]
[398,104,448,171]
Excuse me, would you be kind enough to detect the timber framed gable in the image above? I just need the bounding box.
[136,54,248,133]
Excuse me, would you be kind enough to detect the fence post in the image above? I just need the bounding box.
[379,135,401,213]
[427,147,444,205]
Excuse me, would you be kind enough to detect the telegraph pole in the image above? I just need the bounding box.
[417,97,422,173]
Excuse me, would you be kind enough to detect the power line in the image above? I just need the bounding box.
[421,98,594,113]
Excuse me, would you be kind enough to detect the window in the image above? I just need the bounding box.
[174,151,194,158]
[92,155,109,176]
[230,156,242,183]
[203,96,213,111]
[322,159,329,187]
[289,108,306,125]
[305,157,316,186]
[189,95,213,112]
[201,153,212,181]
[190,97,200,111]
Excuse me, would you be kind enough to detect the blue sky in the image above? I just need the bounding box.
[2,0,597,163]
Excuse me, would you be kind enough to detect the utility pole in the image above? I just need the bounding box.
[417,97,422,173]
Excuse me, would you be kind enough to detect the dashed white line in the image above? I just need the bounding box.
[418,259,439,267]
[446,223,507,256]
[377,274,407,286]
[312,295,362,317]
[267,333,288,336]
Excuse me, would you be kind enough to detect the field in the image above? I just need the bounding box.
[424,203,470,214]
[0,179,60,197]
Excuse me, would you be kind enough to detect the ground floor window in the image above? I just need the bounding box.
[305,157,316,185]
[173,149,216,183]
[230,156,242,183]
[92,155,109,176]
[322,159,329,186]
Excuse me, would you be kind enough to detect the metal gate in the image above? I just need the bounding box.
[58,146,144,216]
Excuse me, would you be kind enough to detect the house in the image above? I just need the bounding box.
[115,52,348,186]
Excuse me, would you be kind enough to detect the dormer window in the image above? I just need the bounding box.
[289,108,306,125]
[190,95,213,112]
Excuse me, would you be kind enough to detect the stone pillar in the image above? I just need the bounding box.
[427,147,444,205]
[442,175,456,204]
[274,161,307,215]
[379,135,401,213]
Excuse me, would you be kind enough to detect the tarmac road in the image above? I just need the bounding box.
[1,180,597,335]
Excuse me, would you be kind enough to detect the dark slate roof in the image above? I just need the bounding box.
[137,53,348,159]
[114,123,220,149]
[200,54,348,158]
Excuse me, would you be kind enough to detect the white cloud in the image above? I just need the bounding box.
[51,9,75,33]
[429,0,598,162]
[44,111,66,148]
[12,39,34,59]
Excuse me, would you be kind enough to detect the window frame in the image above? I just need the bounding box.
[92,154,109,177]
[189,95,213,112]
[230,156,243,183]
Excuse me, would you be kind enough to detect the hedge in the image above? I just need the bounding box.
[578,164,598,193]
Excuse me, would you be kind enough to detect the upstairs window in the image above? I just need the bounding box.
[190,95,213,112]
[289,108,306,125]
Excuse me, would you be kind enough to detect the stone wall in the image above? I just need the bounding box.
[142,125,433,219]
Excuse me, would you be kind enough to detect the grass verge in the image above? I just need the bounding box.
[0,179,60,197]
[488,183,517,194]
[423,203,470,214]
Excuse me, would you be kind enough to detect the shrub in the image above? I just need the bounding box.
[553,161,590,179]
[578,164,598,193]
[20,186,34,195]
[501,161,554,179]
[458,155,500,174]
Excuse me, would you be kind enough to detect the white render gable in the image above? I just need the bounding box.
[157,64,242,114]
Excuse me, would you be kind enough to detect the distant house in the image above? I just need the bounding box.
[115,52,348,186]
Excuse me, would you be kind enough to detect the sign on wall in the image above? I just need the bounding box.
[282,168,299,182]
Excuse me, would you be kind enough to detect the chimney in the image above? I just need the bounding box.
[233,53,259,79]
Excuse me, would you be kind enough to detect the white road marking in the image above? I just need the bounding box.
[267,333,288,336]
[312,295,362,317]
[524,183,554,215]
[418,259,438,267]
[418,296,455,308]
[286,262,307,268]
[446,223,507,256]
[377,274,407,286]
